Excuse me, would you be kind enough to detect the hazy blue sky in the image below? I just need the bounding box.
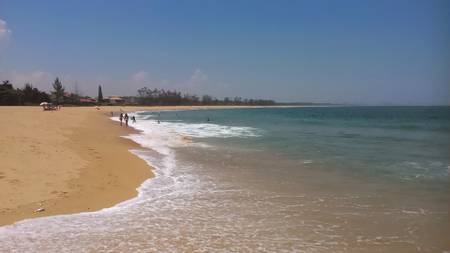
[0,0,448,104]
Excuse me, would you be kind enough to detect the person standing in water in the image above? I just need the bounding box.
[119,113,123,126]
[131,116,136,124]
[124,113,129,126]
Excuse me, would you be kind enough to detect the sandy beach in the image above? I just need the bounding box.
[0,105,265,226]
[0,106,157,226]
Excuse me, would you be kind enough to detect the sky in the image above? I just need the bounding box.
[0,0,448,105]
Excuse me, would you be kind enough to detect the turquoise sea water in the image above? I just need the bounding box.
[0,106,448,252]
[159,106,450,183]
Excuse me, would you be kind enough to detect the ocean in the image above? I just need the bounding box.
[0,106,449,252]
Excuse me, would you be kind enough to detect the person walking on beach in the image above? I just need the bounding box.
[125,113,129,126]
[119,113,123,126]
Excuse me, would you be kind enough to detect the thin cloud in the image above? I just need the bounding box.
[4,70,54,90]
[188,68,208,86]
[0,19,11,41]
[131,70,149,84]
[129,68,211,94]
[0,70,77,93]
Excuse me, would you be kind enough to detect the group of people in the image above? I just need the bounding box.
[113,111,211,126]
[118,113,136,126]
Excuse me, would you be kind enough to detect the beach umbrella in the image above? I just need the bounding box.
[40,102,49,106]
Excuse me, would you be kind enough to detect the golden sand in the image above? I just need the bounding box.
[0,106,156,226]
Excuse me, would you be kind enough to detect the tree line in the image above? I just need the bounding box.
[0,80,51,105]
[137,87,275,106]
[0,78,92,106]
[0,78,276,106]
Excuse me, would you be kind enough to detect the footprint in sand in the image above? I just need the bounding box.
[8,179,20,184]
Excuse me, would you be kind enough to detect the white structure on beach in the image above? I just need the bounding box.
[104,96,124,104]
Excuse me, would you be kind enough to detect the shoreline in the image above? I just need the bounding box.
[1,106,448,252]
[0,105,278,226]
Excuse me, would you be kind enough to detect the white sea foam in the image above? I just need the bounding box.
[132,113,261,138]
[111,112,261,154]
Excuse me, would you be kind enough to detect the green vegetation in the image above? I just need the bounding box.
[52,78,65,105]
[136,87,275,106]
[0,79,276,106]
[0,80,50,105]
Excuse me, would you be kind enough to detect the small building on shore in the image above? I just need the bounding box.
[79,98,97,104]
[123,96,139,105]
[104,96,124,105]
